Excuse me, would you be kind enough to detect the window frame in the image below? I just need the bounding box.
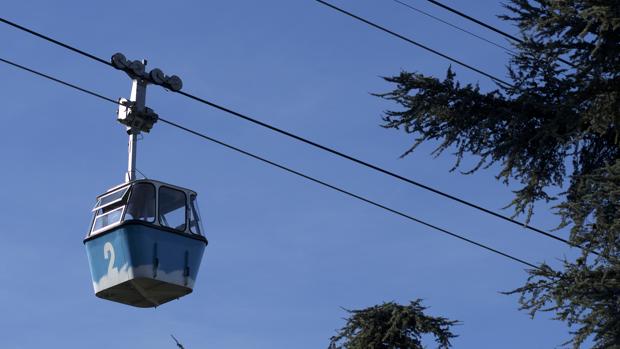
[92,186,130,212]
[123,182,157,223]
[188,194,204,235]
[90,205,126,235]
[158,185,188,232]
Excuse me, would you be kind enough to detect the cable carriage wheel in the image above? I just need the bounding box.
[83,54,207,308]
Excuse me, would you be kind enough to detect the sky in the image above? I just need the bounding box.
[0,1,580,348]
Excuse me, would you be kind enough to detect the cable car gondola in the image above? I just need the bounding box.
[84,54,207,307]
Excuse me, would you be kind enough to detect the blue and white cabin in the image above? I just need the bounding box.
[84,179,208,308]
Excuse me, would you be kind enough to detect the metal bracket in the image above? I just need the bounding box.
[117,98,158,134]
[112,52,184,183]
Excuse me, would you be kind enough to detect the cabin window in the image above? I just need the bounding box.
[92,207,124,232]
[93,186,129,212]
[125,183,156,223]
[91,186,130,233]
[188,194,204,235]
[159,186,187,231]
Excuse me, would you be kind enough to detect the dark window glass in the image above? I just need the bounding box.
[188,194,204,235]
[124,183,156,222]
[159,187,187,231]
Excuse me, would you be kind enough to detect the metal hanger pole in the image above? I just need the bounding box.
[125,73,147,182]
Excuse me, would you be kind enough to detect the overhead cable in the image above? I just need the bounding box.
[0,18,112,67]
[421,0,576,68]
[0,57,116,103]
[391,0,517,55]
[0,16,587,254]
[312,0,514,87]
[0,56,543,270]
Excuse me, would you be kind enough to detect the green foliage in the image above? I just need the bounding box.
[376,0,619,347]
[507,160,620,348]
[508,259,620,348]
[328,300,458,349]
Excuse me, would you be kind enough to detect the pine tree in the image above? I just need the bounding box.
[375,1,619,347]
[328,300,458,349]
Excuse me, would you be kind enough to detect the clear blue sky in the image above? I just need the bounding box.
[1,0,577,347]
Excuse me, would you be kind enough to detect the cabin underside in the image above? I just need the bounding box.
[96,277,192,308]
